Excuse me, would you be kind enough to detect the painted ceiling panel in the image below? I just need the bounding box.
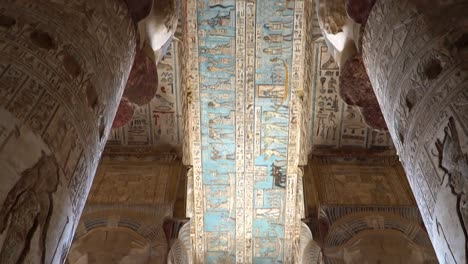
[107,43,183,150]
[100,0,394,262]
[197,2,237,262]
[187,0,305,262]
[308,42,393,149]
[102,3,394,155]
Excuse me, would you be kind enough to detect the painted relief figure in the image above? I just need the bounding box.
[264,111,288,121]
[263,33,293,44]
[0,153,60,263]
[435,117,468,255]
[258,85,286,98]
[211,145,235,161]
[263,21,293,31]
[201,11,233,28]
[200,41,234,55]
[271,162,286,188]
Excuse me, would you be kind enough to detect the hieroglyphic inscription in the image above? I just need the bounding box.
[235,1,247,262]
[284,0,305,261]
[185,0,204,260]
[298,0,316,166]
[305,40,393,150]
[107,43,183,148]
[363,0,468,261]
[0,0,135,261]
[244,0,256,260]
[187,0,306,262]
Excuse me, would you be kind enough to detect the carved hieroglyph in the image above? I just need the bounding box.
[0,0,135,262]
[185,0,306,262]
[306,42,393,149]
[363,0,468,262]
[108,42,183,150]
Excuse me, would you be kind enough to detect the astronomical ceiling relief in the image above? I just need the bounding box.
[182,0,396,262]
[63,0,397,262]
[185,0,306,262]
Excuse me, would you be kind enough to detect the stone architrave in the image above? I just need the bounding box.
[0,0,135,263]
[363,0,468,262]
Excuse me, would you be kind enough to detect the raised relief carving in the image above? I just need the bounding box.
[363,0,468,261]
[435,117,468,255]
[1,0,136,262]
[0,153,59,263]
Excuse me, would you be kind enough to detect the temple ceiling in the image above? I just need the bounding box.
[100,0,394,262]
[182,0,394,261]
[185,0,306,262]
[305,41,392,150]
[106,43,184,154]
[102,8,392,160]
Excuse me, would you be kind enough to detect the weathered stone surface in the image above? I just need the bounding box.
[317,0,347,35]
[316,0,360,68]
[324,230,438,263]
[67,159,183,264]
[303,155,437,263]
[363,0,468,262]
[339,55,387,130]
[69,205,171,264]
[168,238,189,264]
[123,47,158,106]
[0,0,135,262]
[69,228,156,263]
[87,159,183,205]
[106,41,183,152]
[345,0,376,24]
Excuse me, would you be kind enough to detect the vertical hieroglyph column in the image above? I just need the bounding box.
[363,0,468,262]
[0,0,135,263]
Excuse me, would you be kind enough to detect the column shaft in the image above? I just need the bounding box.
[0,0,135,262]
[363,0,468,262]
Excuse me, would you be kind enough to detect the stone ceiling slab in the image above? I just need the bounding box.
[185,0,305,262]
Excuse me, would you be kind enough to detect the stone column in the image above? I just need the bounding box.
[0,0,135,263]
[363,0,468,262]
